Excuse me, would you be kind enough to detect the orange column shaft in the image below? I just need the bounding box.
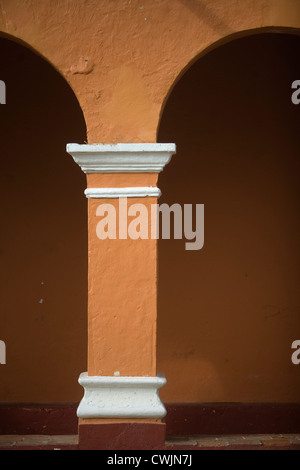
[86,173,159,377]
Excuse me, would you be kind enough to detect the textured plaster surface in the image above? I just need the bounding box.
[0,0,299,142]
[1,0,300,402]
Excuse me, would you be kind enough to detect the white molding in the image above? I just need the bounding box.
[84,187,161,198]
[66,143,176,173]
[77,372,167,419]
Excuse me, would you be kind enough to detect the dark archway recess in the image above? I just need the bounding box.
[157,33,300,404]
[0,37,87,402]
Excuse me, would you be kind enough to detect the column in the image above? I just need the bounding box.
[67,143,176,450]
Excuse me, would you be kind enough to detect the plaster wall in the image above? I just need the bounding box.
[0,0,300,403]
[0,0,299,142]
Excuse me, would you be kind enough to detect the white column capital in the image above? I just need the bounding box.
[66,143,176,174]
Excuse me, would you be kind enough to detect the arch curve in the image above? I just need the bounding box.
[157,25,300,141]
[0,34,88,402]
[0,29,86,131]
[156,30,300,403]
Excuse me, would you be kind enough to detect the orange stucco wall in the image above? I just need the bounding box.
[0,0,300,143]
[0,0,300,404]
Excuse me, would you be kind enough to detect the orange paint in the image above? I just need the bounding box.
[0,1,299,143]
[87,195,158,377]
[0,0,299,406]
[86,173,158,189]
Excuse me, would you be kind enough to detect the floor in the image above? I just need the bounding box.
[0,434,300,450]
[166,434,300,450]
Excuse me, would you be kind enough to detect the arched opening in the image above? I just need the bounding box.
[157,32,300,404]
[0,36,87,402]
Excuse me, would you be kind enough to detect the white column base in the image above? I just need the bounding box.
[77,372,167,419]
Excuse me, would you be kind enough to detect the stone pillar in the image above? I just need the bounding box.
[67,143,176,450]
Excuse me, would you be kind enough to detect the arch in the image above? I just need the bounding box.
[0,30,86,125]
[156,26,300,141]
[0,35,88,402]
[157,31,300,403]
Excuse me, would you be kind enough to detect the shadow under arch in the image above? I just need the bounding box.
[157,31,300,404]
[157,26,300,139]
[0,35,88,402]
[0,30,82,114]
